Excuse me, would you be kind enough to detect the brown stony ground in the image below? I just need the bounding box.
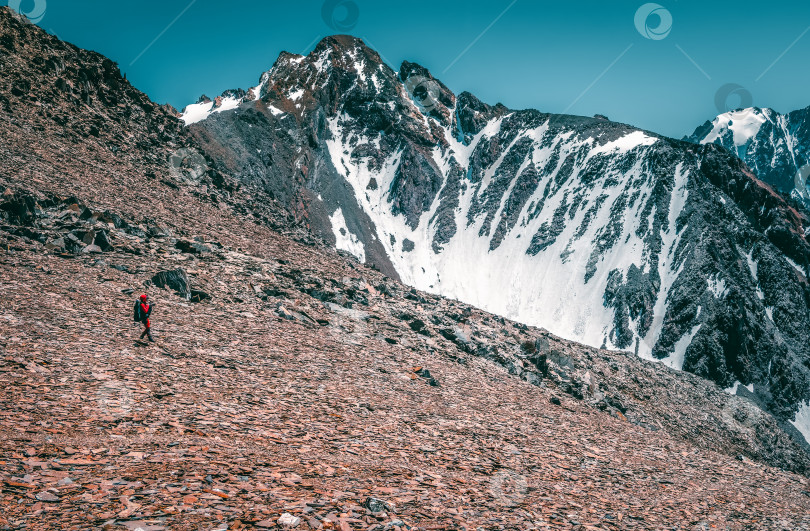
[2,6,810,530]
[2,198,810,530]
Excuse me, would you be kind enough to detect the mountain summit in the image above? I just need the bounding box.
[183,37,810,435]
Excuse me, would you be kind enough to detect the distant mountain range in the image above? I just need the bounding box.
[180,35,810,435]
[686,106,810,207]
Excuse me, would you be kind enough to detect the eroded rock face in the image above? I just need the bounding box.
[185,36,810,429]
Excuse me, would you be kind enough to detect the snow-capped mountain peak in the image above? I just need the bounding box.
[183,36,810,433]
[687,105,810,202]
[699,107,771,147]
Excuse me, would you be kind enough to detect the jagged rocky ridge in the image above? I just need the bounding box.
[184,36,810,436]
[686,106,810,207]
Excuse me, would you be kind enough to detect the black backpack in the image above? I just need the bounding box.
[133,300,143,322]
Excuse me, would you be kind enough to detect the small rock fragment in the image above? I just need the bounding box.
[278,513,301,527]
[35,491,60,502]
[364,496,392,513]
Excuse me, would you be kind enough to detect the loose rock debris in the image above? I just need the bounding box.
[1,195,810,530]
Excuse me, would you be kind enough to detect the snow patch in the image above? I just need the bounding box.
[329,208,365,263]
[724,381,754,395]
[592,130,658,154]
[791,402,810,444]
[249,72,270,101]
[701,108,767,147]
[745,249,765,300]
[663,309,702,371]
[181,101,215,125]
[181,95,242,125]
[289,88,305,102]
[785,256,805,276]
[214,95,241,114]
[745,249,757,278]
[706,275,728,299]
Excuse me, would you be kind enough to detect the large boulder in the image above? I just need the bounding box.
[151,268,191,300]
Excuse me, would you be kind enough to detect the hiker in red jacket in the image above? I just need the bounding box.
[134,294,154,342]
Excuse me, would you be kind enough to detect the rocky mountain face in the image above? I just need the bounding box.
[184,36,810,435]
[4,9,810,528]
[686,106,810,207]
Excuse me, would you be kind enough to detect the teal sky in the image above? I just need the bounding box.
[6,0,810,138]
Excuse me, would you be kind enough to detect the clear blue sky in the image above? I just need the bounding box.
[7,0,810,138]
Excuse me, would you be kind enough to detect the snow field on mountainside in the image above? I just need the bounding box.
[329,207,366,263]
[327,112,679,351]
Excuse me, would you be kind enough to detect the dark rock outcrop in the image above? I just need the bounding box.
[151,268,192,300]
